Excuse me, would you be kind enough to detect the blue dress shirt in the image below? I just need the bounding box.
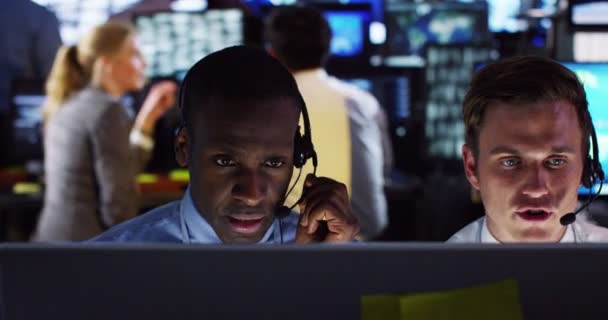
[92,187,299,244]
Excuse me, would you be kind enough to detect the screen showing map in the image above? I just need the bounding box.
[384,1,489,58]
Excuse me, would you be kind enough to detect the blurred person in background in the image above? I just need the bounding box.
[33,21,176,241]
[0,0,62,111]
[264,6,390,239]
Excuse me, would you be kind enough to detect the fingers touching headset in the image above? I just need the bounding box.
[295,174,359,243]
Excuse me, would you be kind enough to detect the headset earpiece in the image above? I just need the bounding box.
[582,116,604,189]
[292,97,317,170]
[582,155,595,189]
[293,125,315,169]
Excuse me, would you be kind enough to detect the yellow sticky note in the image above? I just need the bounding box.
[362,279,523,320]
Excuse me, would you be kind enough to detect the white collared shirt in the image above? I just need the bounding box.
[479,217,576,243]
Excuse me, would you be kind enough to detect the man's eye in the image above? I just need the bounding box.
[501,158,520,168]
[546,158,566,167]
[265,160,285,168]
[215,158,236,167]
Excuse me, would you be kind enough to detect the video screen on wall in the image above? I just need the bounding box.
[570,0,608,28]
[383,1,489,59]
[33,0,139,44]
[324,9,370,57]
[562,62,608,194]
[134,9,244,78]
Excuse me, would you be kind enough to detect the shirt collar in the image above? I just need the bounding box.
[179,187,281,244]
[294,68,327,81]
[480,216,576,243]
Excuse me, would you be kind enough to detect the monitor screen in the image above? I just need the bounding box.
[483,0,558,33]
[324,10,370,57]
[259,3,372,59]
[134,9,244,78]
[425,45,496,163]
[341,76,409,122]
[384,2,489,60]
[13,95,45,147]
[8,80,46,164]
[561,63,608,194]
[570,0,608,28]
[33,0,140,44]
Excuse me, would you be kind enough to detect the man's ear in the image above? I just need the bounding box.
[462,144,480,190]
[174,127,189,167]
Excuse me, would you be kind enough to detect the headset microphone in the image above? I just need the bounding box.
[560,178,604,226]
[560,212,577,226]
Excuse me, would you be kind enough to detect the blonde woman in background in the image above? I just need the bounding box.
[33,21,177,241]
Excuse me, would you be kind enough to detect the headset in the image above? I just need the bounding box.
[560,112,605,226]
[176,69,318,242]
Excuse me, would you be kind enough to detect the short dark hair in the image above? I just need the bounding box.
[179,45,305,133]
[463,56,591,157]
[264,6,331,71]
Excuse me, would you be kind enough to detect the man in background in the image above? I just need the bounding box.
[264,6,390,239]
[0,0,62,111]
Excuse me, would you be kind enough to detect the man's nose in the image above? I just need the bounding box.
[521,164,550,198]
[232,169,268,206]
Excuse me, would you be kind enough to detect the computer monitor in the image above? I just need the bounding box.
[134,9,244,78]
[7,79,46,165]
[481,0,558,33]
[317,3,372,58]
[330,66,426,174]
[561,62,608,195]
[259,3,372,59]
[33,0,140,44]
[424,45,496,166]
[383,1,490,65]
[4,243,608,319]
[338,73,410,122]
[569,0,608,30]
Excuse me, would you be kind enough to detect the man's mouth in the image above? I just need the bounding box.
[227,213,267,234]
[516,209,553,221]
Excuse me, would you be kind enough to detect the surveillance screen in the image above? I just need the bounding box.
[571,0,608,27]
[562,63,608,194]
[324,10,370,57]
[484,0,558,33]
[135,9,244,78]
[33,0,140,44]
[384,2,489,59]
[343,76,409,121]
[13,94,45,147]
